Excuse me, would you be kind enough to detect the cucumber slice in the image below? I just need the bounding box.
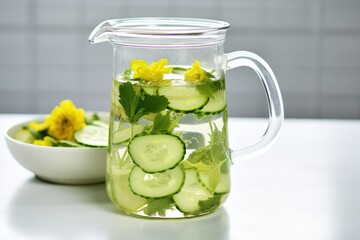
[14,129,35,144]
[113,124,145,144]
[173,169,212,213]
[198,90,226,114]
[74,125,108,147]
[198,171,230,194]
[91,120,109,129]
[112,172,147,212]
[158,86,208,113]
[142,86,158,96]
[58,140,83,147]
[129,166,185,198]
[128,133,185,173]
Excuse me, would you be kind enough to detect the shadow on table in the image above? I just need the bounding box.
[7,177,230,240]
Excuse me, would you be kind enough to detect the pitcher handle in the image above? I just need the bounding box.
[226,51,284,161]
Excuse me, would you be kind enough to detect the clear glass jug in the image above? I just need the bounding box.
[89,18,284,218]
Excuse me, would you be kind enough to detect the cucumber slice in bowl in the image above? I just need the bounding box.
[158,85,208,113]
[129,166,185,198]
[128,133,185,173]
[74,125,108,147]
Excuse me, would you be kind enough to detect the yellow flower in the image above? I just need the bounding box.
[131,59,173,83]
[29,118,50,131]
[47,99,86,140]
[184,60,206,82]
[33,136,53,146]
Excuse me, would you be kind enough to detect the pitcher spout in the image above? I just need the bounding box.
[89,19,119,44]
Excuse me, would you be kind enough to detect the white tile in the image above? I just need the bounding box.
[0,0,28,26]
[266,0,320,30]
[0,32,30,64]
[322,35,360,67]
[274,66,320,95]
[219,1,265,29]
[81,37,113,65]
[226,66,266,94]
[283,94,320,118]
[36,32,79,65]
[36,0,79,27]
[0,90,34,113]
[225,33,266,55]
[0,64,30,91]
[266,34,319,67]
[80,64,112,92]
[323,1,360,31]
[320,95,360,119]
[81,91,111,112]
[81,5,122,28]
[34,91,85,113]
[36,64,80,91]
[321,67,360,96]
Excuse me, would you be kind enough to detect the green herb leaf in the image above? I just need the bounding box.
[151,112,172,133]
[119,81,169,123]
[197,194,223,213]
[143,197,174,216]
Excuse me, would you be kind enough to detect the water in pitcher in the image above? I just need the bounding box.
[106,61,232,218]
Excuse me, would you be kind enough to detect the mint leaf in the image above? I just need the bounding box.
[151,112,172,133]
[119,82,140,123]
[197,194,223,212]
[196,78,224,99]
[143,197,174,216]
[187,146,212,165]
[119,81,169,123]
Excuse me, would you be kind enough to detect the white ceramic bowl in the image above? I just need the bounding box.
[4,114,108,185]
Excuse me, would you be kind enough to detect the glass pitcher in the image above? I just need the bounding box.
[89,18,284,218]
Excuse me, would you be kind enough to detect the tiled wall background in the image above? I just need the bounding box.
[1,0,360,119]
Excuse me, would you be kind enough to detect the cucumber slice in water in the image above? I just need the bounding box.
[113,124,145,144]
[158,86,208,113]
[173,168,212,213]
[142,86,158,96]
[198,90,226,114]
[129,165,185,198]
[128,133,185,173]
[198,171,230,194]
[112,172,147,212]
[74,125,108,147]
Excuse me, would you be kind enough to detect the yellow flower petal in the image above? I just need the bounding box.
[33,137,53,146]
[29,120,50,131]
[131,59,172,83]
[184,60,207,82]
[47,99,86,140]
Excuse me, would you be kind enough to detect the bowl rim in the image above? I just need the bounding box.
[4,112,109,150]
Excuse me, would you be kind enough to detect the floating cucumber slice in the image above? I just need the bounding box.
[129,166,185,198]
[142,86,158,96]
[198,90,226,115]
[198,171,230,194]
[173,168,212,213]
[113,124,145,144]
[112,172,147,212]
[158,86,208,113]
[74,125,108,147]
[128,133,185,173]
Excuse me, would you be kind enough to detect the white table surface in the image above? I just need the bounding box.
[1,114,360,240]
